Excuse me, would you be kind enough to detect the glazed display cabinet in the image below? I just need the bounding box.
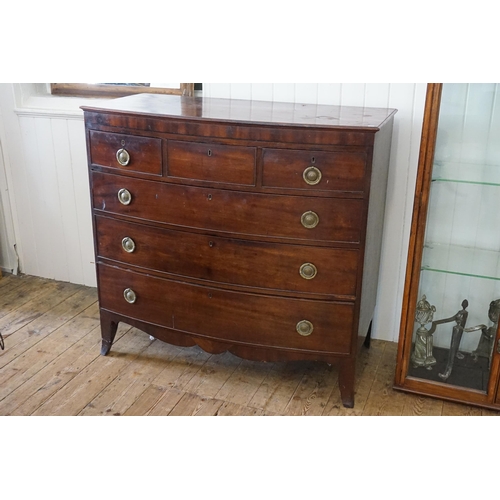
[395,83,500,409]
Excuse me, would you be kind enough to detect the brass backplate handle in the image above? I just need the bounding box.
[301,211,319,229]
[116,148,130,166]
[123,288,137,304]
[122,237,136,253]
[117,188,132,206]
[303,166,322,185]
[296,320,313,336]
[299,263,317,280]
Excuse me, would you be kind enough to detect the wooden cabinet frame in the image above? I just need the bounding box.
[394,83,500,409]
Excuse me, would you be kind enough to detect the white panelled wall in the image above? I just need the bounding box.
[0,83,427,342]
[0,84,96,286]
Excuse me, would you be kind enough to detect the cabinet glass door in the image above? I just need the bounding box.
[407,83,500,393]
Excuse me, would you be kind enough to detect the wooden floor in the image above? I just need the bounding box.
[0,273,498,416]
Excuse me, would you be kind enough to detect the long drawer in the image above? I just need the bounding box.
[91,171,364,244]
[98,263,354,354]
[95,215,359,298]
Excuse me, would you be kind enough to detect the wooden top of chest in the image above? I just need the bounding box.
[81,94,397,132]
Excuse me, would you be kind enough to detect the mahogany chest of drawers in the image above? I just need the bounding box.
[82,94,396,408]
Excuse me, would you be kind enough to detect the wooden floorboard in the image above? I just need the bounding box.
[0,273,499,416]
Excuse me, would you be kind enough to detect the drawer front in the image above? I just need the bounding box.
[95,215,359,297]
[98,264,354,354]
[89,130,162,175]
[167,140,256,185]
[262,148,366,192]
[92,172,364,244]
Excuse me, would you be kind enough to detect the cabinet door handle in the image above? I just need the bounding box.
[301,211,319,229]
[296,320,314,336]
[117,188,132,205]
[303,166,322,185]
[116,148,130,166]
[122,237,136,253]
[299,263,317,280]
[123,288,137,304]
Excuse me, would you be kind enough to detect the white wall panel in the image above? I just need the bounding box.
[51,119,85,285]
[66,119,96,287]
[293,83,319,104]
[272,83,296,103]
[8,115,38,276]
[249,83,273,101]
[0,96,19,274]
[0,84,96,287]
[15,115,95,285]
[229,83,252,100]
[27,116,56,279]
[365,83,391,108]
[0,140,17,273]
[340,83,367,106]
[317,84,342,104]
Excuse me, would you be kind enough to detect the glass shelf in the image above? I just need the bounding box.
[422,242,500,281]
[432,161,500,187]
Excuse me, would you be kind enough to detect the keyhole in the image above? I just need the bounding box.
[311,156,316,164]
[207,149,212,157]
[121,140,126,146]
[207,194,212,201]
[209,241,214,248]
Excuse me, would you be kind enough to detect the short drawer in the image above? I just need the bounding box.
[98,263,354,354]
[167,140,256,185]
[89,130,162,175]
[262,148,366,192]
[92,172,364,244]
[95,215,359,298]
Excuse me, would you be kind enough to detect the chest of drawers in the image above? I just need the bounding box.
[82,94,396,408]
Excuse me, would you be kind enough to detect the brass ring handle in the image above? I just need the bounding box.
[123,288,137,304]
[299,263,317,280]
[301,211,319,229]
[117,188,132,206]
[303,166,322,185]
[116,148,130,166]
[122,237,136,253]
[296,320,314,336]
